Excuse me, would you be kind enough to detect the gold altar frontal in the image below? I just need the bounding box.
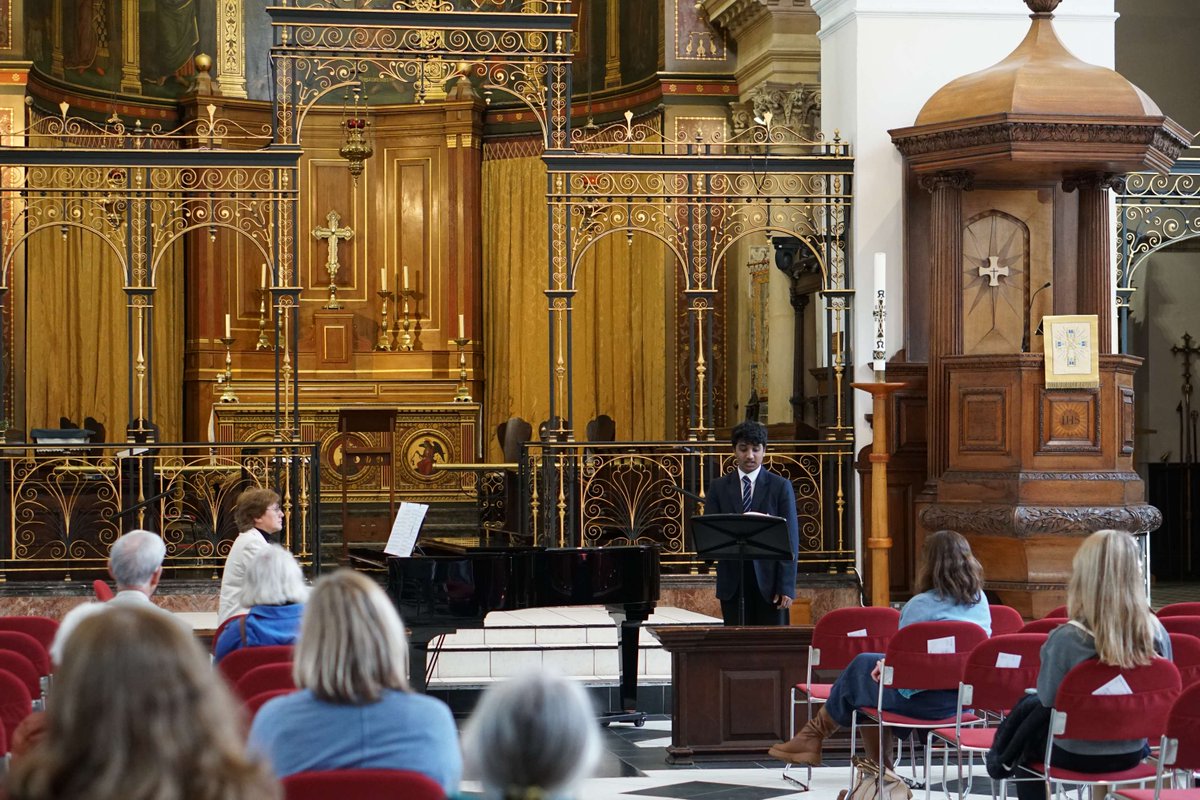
[212,404,481,504]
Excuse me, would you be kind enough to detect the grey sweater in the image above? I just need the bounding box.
[1036,619,1172,755]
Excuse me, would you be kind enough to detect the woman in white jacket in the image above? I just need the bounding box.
[218,487,284,624]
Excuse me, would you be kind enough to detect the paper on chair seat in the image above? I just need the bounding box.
[1093,675,1133,695]
[995,652,1022,668]
[927,635,956,654]
[846,628,868,637]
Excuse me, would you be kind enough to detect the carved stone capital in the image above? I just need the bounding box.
[921,503,1163,538]
[1062,172,1127,194]
[918,170,974,194]
[730,81,821,139]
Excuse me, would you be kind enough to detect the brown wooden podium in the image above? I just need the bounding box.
[339,408,397,561]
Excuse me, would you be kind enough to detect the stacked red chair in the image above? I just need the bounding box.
[0,631,51,678]
[1111,680,1200,800]
[1167,634,1200,689]
[989,605,1025,636]
[1158,603,1200,619]
[234,662,296,703]
[1018,618,1064,635]
[0,616,59,652]
[217,644,293,687]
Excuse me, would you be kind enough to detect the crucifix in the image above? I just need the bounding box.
[979,255,1009,287]
[1173,332,1200,464]
[312,210,354,309]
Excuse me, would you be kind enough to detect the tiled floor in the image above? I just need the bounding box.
[456,718,1013,800]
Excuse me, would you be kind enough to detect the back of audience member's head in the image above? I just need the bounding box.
[916,529,984,606]
[6,605,278,800]
[1069,528,1156,669]
[108,529,165,590]
[293,569,409,704]
[234,487,281,532]
[239,544,309,608]
[462,669,600,800]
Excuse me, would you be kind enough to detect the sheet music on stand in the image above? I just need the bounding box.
[384,502,429,557]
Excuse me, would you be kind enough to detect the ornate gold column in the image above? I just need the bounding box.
[120,0,140,93]
[217,0,248,99]
[1066,172,1122,355]
[920,170,972,480]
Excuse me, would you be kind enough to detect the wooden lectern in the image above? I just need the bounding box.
[338,408,397,561]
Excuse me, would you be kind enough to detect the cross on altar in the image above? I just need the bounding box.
[312,210,354,309]
[979,255,1009,287]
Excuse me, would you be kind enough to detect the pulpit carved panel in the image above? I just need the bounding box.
[1037,389,1101,453]
[959,389,1009,453]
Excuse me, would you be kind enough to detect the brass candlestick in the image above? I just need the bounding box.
[255,289,273,350]
[217,336,239,403]
[453,336,471,402]
[397,289,415,352]
[375,290,394,351]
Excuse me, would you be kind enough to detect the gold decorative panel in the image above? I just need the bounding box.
[213,403,479,503]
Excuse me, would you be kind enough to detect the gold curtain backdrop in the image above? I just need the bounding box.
[23,229,184,443]
[481,154,668,460]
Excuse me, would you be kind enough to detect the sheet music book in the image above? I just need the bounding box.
[384,502,429,557]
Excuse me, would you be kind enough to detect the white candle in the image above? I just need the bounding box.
[224,313,231,338]
[380,267,387,291]
[872,252,886,372]
[260,262,268,288]
[458,313,465,339]
[403,265,410,290]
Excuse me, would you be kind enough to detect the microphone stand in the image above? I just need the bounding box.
[1022,281,1052,353]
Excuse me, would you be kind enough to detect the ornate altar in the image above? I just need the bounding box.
[212,404,480,504]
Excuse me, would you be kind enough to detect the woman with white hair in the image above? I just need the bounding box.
[214,544,309,662]
[462,669,600,800]
[248,569,461,793]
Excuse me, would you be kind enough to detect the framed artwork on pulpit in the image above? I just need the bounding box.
[1042,314,1099,389]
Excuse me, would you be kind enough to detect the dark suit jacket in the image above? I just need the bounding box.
[704,468,800,602]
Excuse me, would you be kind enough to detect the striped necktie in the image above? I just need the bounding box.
[742,475,753,513]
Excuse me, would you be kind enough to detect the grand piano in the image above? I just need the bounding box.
[381,544,659,723]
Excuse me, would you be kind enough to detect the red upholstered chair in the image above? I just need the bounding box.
[92,579,115,601]
[234,662,296,703]
[282,769,446,800]
[1160,616,1200,641]
[1159,603,1200,619]
[782,605,901,788]
[0,616,58,651]
[852,620,989,795]
[1112,681,1200,800]
[0,631,51,677]
[245,687,296,717]
[926,633,1046,800]
[0,668,33,747]
[217,643,292,686]
[1021,657,1181,798]
[989,605,1025,636]
[1043,605,1068,619]
[0,651,42,699]
[1018,617,1064,635]
[211,613,248,655]
[1170,633,1200,689]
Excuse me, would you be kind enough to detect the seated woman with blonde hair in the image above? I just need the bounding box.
[5,605,278,800]
[248,569,461,793]
[214,544,309,662]
[462,669,600,800]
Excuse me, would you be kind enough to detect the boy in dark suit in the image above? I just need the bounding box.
[705,421,800,625]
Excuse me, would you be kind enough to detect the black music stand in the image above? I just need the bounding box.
[693,512,793,626]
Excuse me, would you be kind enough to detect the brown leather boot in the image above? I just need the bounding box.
[862,725,894,769]
[768,707,840,766]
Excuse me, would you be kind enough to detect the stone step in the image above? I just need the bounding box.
[424,605,717,686]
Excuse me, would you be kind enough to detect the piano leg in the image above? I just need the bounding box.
[603,608,648,727]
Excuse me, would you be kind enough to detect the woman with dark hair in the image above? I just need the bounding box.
[769,529,991,766]
[219,486,284,624]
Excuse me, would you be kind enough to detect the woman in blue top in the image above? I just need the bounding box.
[248,569,462,794]
[214,544,308,662]
[769,529,991,767]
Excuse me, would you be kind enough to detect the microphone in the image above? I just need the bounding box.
[1022,281,1052,353]
[667,484,706,505]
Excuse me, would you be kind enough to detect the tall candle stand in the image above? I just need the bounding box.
[453,336,472,402]
[396,288,415,351]
[255,289,274,350]
[217,336,239,403]
[375,290,394,351]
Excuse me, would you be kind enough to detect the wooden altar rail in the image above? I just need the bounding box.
[0,441,320,579]
[520,440,857,574]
